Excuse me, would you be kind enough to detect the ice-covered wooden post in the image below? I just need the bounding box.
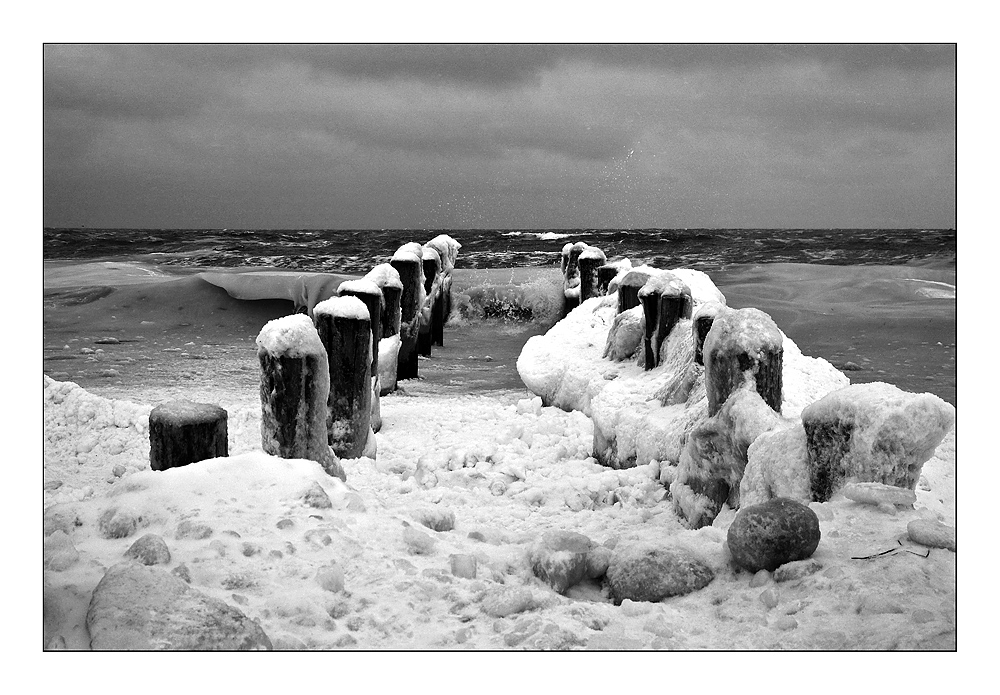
[597,264,619,295]
[418,246,441,357]
[257,314,345,481]
[314,296,374,460]
[703,308,783,417]
[578,246,607,302]
[149,400,228,471]
[390,243,425,381]
[637,273,692,370]
[365,264,403,396]
[692,301,724,366]
[616,268,653,315]
[338,278,383,433]
[425,234,461,330]
[560,241,588,317]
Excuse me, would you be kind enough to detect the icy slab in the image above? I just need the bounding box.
[801,382,955,502]
[256,314,325,358]
[314,295,370,322]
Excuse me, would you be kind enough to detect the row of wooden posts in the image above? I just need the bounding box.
[148,237,459,476]
[559,241,782,417]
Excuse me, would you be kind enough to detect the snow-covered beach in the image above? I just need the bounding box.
[42,256,957,651]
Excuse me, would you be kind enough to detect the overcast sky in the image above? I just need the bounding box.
[42,44,956,230]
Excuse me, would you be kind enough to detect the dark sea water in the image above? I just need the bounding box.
[42,228,956,405]
[43,227,956,272]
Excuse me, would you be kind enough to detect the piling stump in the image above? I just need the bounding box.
[418,251,440,357]
[390,248,424,381]
[314,296,373,460]
[339,279,383,433]
[578,248,607,302]
[257,314,345,480]
[703,308,783,417]
[149,400,228,471]
[597,264,619,295]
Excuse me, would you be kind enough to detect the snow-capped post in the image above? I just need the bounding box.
[365,264,403,396]
[256,314,346,481]
[578,246,607,302]
[597,264,619,295]
[616,267,654,315]
[425,234,461,330]
[314,296,374,460]
[637,273,691,370]
[560,241,588,317]
[338,279,383,433]
[418,246,441,357]
[390,243,425,381]
[703,307,783,417]
[148,400,228,471]
[692,301,725,366]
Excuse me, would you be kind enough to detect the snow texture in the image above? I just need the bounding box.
[255,314,325,358]
[364,264,403,290]
[314,295,371,322]
[337,278,382,298]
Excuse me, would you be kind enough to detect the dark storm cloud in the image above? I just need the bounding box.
[42,43,956,229]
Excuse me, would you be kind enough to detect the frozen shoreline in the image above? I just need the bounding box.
[43,369,956,650]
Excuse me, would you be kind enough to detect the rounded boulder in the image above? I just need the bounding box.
[727,497,821,572]
[605,542,714,604]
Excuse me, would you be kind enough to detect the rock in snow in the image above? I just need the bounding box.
[87,562,272,650]
[123,533,171,565]
[528,530,597,593]
[907,519,956,551]
[727,497,821,573]
[605,542,714,604]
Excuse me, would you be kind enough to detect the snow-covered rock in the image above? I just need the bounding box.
[87,561,273,650]
[605,541,714,603]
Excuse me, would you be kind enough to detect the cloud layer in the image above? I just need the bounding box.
[43,44,956,229]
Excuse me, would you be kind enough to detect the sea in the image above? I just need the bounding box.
[42,228,957,406]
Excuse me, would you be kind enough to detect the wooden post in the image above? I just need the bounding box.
[418,248,440,357]
[692,301,724,366]
[638,273,692,369]
[703,307,783,417]
[425,234,461,328]
[597,264,619,295]
[364,264,402,396]
[616,268,653,315]
[313,296,373,460]
[561,242,588,317]
[390,245,424,381]
[257,314,345,480]
[578,247,607,302]
[149,400,228,471]
[338,279,383,434]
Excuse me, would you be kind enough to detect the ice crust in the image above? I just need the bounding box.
[314,295,371,322]
[425,234,461,273]
[256,314,325,358]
